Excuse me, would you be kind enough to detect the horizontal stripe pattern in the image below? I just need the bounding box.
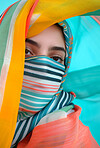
[19,56,65,114]
[23,75,61,85]
[25,62,65,75]
[21,92,52,100]
[23,78,60,87]
[23,80,59,89]
[25,56,65,70]
[24,71,62,82]
[11,90,74,147]
[24,64,63,76]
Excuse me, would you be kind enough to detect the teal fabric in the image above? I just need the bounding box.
[83,9,100,16]
[63,66,100,98]
[67,16,100,71]
[19,56,65,118]
[0,2,19,75]
[73,96,100,146]
[62,16,100,145]
[11,20,75,147]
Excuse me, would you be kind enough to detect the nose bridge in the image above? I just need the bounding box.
[37,46,49,56]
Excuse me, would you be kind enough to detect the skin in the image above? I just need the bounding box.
[25,25,66,65]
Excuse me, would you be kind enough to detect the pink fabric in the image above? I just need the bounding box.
[25,0,39,38]
[18,105,99,148]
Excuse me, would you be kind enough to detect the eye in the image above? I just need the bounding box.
[51,56,64,63]
[25,48,33,57]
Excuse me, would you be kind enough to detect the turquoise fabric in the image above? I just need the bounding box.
[62,16,100,145]
[19,56,65,118]
[83,9,100,16]
[11,20,75,147]
[0,2,19,75]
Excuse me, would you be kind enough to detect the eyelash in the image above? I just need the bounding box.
[25,48,33,55]
[25,48,64,63]
[51,56,64,62]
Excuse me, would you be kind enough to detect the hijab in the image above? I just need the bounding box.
[11,19,75,147]
[0,0,99,147]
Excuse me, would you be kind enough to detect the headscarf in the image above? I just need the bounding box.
[18,20,74,120]
[11,19,75,147]
[64,16,100,145]
[15,16,100,148]
[0,0,100,147]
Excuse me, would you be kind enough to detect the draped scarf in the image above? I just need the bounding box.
[0,0,100,147]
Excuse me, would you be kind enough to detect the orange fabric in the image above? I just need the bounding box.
[18,105,99,148]
[26,0,100,38]
[0,1,37,147]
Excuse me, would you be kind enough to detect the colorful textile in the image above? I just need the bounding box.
[63,16,100,145]
[17,106,99,148]
[0,0,100,147]
[19,56,65,118]
[18,19,73,119]
[12,17,100,148]
[12,93,74,147]
[11,19,75,147]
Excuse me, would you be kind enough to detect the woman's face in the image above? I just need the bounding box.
[25,25,66,65]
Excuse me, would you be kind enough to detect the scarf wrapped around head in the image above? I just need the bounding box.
[0,0,100,147]
[11,20,75,147]
[18,20,74,120]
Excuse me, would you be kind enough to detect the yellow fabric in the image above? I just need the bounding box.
[0,1,36,147]
[27,0,100,38]
[0,0,100,147]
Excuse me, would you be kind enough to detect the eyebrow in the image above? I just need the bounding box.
[26,38,66,55]
[25,38,40,47]
[50,46,66,54]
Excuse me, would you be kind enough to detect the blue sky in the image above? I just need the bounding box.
[0,0,17,14]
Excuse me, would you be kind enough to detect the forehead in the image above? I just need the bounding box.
[29,25,65,46]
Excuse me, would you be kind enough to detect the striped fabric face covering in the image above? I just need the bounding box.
[18,56,65,120]
[12,91,74,147]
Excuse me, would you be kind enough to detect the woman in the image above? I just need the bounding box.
[0,0,100,147]
[11,21,99,148]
